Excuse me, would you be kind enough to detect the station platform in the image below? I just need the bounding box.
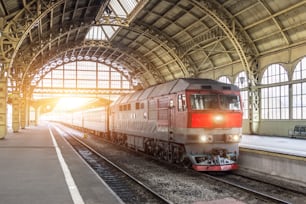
[0,123,123,204]
[239,134,306,187]
[240,134,306,157]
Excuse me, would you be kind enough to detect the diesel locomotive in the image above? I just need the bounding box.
[56,78,243,171]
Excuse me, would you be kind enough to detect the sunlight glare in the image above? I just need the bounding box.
[55,97,92,111]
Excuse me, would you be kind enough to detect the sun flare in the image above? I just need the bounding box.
[55,97,92,111]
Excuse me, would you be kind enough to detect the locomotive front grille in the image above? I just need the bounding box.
[187,134,226,143]
[213,134,226,143]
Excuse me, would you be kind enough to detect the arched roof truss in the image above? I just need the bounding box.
[1,0,306,96]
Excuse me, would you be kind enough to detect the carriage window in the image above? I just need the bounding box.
[190,94,218,110]
[178,94,186,111]
[220,95,241,111]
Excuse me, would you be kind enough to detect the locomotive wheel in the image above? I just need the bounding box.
[153,147,159,157]
[144,140,154,155]
[167,151,173,163]
[182,157,192,169]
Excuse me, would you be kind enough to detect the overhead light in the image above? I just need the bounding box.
[57,60,63,65]
[50,62,56,68]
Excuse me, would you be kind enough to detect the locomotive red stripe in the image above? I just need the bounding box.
[190,112,242,128]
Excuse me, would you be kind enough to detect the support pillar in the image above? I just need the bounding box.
[248,61,260,134]
[26,97,30,126]
[12,92,20,133]
[0,78,7,139]
[34,107,39,126]
[249,87,260,134]
[20,97,26,129]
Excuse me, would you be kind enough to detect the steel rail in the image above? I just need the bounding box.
[62,129,173,204]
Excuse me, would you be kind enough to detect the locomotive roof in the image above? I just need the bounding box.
[113,78,240,105]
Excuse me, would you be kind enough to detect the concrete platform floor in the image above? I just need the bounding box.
[0,123,122,204]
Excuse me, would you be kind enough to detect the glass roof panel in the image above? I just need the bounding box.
[86,0,141,41]
[86,26,106,40]
[120,0,138,14]
[109,0,127,17]
[103,26,118,39]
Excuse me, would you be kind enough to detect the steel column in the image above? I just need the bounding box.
[12,92,20,133]
[0,77,7,139]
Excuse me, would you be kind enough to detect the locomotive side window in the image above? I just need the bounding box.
[190,94,218,110]
[136,102,144,110]
[178,94,187,111]
[220,95,241,111]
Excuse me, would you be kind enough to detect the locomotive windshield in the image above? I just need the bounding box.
[190,94,241,111]
[190,94,218,110]
[220,95,241,111]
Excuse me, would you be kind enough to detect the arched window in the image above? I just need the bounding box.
[234,72,248,119]
[261,64,289,119]
[218,76,231,84]
[292,57,306,119]
[34,60,132,99]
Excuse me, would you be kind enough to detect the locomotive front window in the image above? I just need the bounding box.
[190,94,218,110]
[220,95,241,111]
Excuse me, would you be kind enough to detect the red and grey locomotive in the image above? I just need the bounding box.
[56,78,243,171]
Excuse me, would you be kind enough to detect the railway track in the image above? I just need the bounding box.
[102,136,306,203]
[54,123,306,204]
[203,172,304,204]
[60,130,172,204]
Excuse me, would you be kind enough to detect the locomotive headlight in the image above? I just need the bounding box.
[199,135,213,143]
[226,134,241,142]
[233,134,240,142]
[200,135,208,142]
[213,114,224,123]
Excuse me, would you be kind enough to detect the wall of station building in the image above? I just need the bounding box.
[201,44,306,137]
[5,45,306,137]
[252,44,306,137]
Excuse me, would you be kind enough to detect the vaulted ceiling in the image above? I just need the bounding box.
[1,0,306,93]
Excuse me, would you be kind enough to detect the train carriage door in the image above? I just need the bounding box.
[168,97,175,140]
[176,93,187,130]
[110,106,116,133]
[156,97,169,139]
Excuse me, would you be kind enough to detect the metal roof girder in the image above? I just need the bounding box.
[190,0,258,81]
[131,23,194,78]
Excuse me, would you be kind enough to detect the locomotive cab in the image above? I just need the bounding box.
[183,90,242,171]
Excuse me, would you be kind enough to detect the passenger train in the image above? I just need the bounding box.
[55,78,243,171]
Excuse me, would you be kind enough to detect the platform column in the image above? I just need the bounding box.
[12,92,20,133]
[248,62,260,134]
[0,77,7,139]
[25,96,30,127]
[248,60,260,134]
[20,97,26,129]
[34,107,39,126]
[249,86,260,134]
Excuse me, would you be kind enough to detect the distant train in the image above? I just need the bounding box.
[54,78,243,171]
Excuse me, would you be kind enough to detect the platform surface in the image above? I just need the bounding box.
[0,123,122,204]
[240,135,306,157]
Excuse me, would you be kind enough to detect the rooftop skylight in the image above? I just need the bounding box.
[86,0,143,41]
